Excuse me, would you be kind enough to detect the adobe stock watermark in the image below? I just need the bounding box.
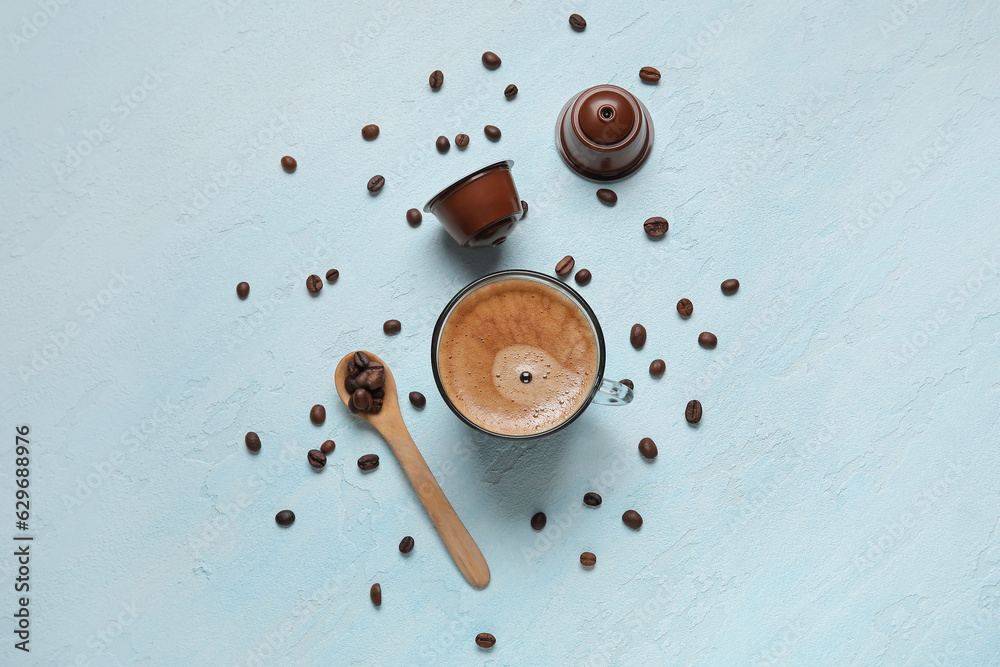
[752,618,809,666]
[7,0,74,53]
[52,67,168,183]
[178,109,292,220]
[336,0,404,58]
[68,600,143,666]
[876,0,931,37]
[17,268,132,385]
[888,253,998,369]
[667,3,746,69]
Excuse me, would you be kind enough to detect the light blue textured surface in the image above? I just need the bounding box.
[2,0,999,664]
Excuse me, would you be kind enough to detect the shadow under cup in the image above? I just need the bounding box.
[431,270,632,439]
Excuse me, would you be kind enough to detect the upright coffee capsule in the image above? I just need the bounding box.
[424,160,523,248]
[555,84,654,181]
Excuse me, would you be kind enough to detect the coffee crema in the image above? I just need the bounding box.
[437,278,600,436]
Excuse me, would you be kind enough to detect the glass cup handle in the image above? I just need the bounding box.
[592,378,633,406]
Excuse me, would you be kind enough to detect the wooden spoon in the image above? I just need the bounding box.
[334,351,490,589]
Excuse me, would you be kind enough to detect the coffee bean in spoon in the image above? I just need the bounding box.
[555,255,575,276]
[275,510,295,526]
[367,174,384,194]
[676,298,693,318]
[686,399,703,424]
[530,512,546,530]
[698,332,718,349]
[307,449,326,469]
[574,268,592,286]
[245,431,261,452]
[649,359,665,378]
[455,133,469,149]
[306,274,322,294]
[370,583,381,607]
[583,492,602,507]
[429,69,443,90]
[638,437,657,459]
[399,536,414,554]
[484,125,501,141]
[409,391,426,408]
[358,454,380,471]
[569,13,587,31]
[481,51,501,69]
[406,208,422,227]
[630,324,647,349]
[361,124,379,140]
[310,404,326,425]
[236,281,249,299]
[320,439,335,454]
[622,510,643,529]
[383,319,402,335]
[280,155,297,173]
[436,135,450,153]
[504,84,518,99]
[596,188,617,205]
[352,388,373,412]
[353,351,370,369]
[721,278,740,295]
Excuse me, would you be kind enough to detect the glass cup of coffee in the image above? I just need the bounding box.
[431,270,633,438]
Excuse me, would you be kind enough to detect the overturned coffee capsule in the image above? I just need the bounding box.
[424,160,524,248]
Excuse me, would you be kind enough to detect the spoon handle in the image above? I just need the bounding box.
[379,420,490,589]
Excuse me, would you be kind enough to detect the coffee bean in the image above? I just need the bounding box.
[399,536,414,553]
[686,399,703,424]
[361,124,380,140]
[676,298,693,318]
[481,51,501,69]
[354,351,370,369]
[455,133,469,149]
[622,510,643,529]
[358,454,380,471]
[409,391,426,408]
[406,208,422,227]
[484,125,501,141]
[520,200,528,217]
[383,319,402,335]
[630,323,647,349]
[429,69,443,90]
[580,552,597,567]
[357,367,385,390]
[322,269,338,284]
[275,509,295,526]
[367,174,384,193]
[530,512,546,530]
[596,188,617,205]
[698,332,718,349]
[569,13,587,31]
[236,282,250,299]
[620,379,634,390]
[644,216,669,238]
[280,155,297,173]
[370,583,381,607]
[475,633,496,648]
[436,135,450,153]
[504,84,518,99]
[583,492,602,507]
[555,255,575,276]
[649,359,665,377]
[310,404,326,425]
[639,66,661,83]
[721,278,740,295]
[638,437,657,459]
[306,274,322,294]
[320,439,335,454]
[574,268,592,286]
[245,431,261,452]
[352,388,373,412]
[308,449,327,469]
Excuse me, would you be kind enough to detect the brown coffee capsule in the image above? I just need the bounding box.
[424,160,523,248]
